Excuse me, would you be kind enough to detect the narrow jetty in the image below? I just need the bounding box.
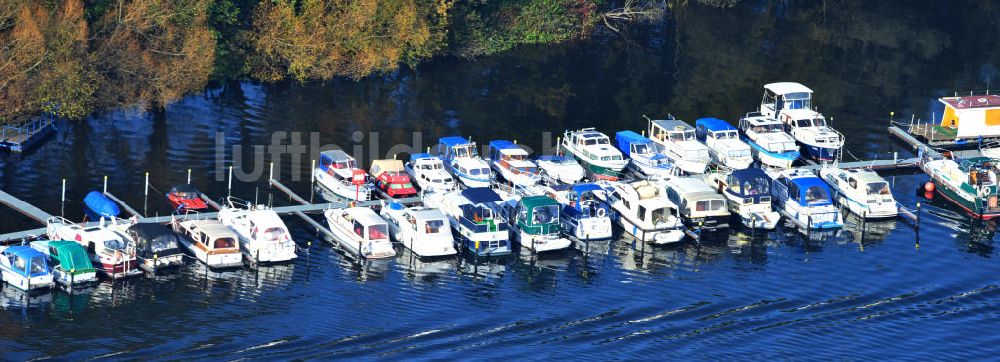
[0,116,54,153]
[103,191,143,218]
[0,189,54,224]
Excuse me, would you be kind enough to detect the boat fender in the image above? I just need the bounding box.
[990,195,999,209]
[597,208,607,217]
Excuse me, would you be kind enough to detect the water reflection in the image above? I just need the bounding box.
[394,248,456,283]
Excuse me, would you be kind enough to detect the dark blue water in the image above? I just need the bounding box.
[2,1,1000,359]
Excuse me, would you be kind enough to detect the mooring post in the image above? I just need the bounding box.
[269,162,274,182]
[227,165,233,197]
[187,168,192,185]
[309,159,316,204]
[61,178,66,217]
[103,175,108,194]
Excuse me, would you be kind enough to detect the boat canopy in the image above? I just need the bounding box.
[787,175,833,205]
[439,136,473,147]
[320,150,357,172]
[371,159,405,176]
[729,168,771,197]
[572,183,603,196]
[651,119,693,132]
[615,130,654,157]
[2,246,49,277]
[409,153,437,162]
[520,196,561,226]
[127,223,182,259]
[537,155,575,163]
[461,187,502,204]
[84,191,120,218]
[488,140,529,160]
[45,240,95,274]
[958,157,997,171]
[764,82,813,96]
[695,118,737,132]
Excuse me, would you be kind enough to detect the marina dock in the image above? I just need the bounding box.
[0,116,54,153]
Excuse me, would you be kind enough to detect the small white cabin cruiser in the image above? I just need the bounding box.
[662,176,731,231]
[705,168,781,229]
[560,128,627,181]
[738,112,801,168]
[172,218,244,269]
[759,82,844,162]
[380,201,457,257]
[602,180,685,244]
[769,169,844,229]
[47,217,142,279]
[536,155,586,184]
[614,130,678,180]
[0,245,53,291]
[503,195,572,252]
[404,153,457,194]
[218,198,297,264]
[819,166,897,219]
[541,183,614,240]
[434,188,512,256]
[695,118,753,170]
[29,239,98,287]
[325,207,397,259]
[315,150,372,201]
[488,140,541,187]
[646,117,712,174]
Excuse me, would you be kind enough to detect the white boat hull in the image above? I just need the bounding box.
[515,231,571,252]
[562,217,613,240]
[315,171,372,201]
[179,239,244,269]
[0,269,53,291]
[614,215,685,244]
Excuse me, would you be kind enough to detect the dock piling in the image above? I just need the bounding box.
[227,166,233,198]
[103,176,108,194]
[61,178,66,217]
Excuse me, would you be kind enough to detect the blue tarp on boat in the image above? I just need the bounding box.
[1,245,49,277]
[615,130,654,158]
[84,191,120,219]
[461,187,502,204]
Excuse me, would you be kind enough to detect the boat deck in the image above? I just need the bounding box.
[0,116,54,153]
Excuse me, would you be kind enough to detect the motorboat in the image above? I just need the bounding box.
[759,82,844,162]
[83,191,120,221]
[46,217,142,279]
[30,239,98,287]
[662,176,731,231]
[820,166,898,219]
[922,157,1000,219]
[535,155,586,184]
[370,159,417,199]
[0,245,53,291]
[404,153,457,194]
[487,140,541,187]
[614,130,678,180]
[172,218,243,269]
[435,188,511,256]
[704,168,781,229]
[560,128,627,181]
[315,150,372,201]
[380,201,457,257]
[769,168,844,229]
[166,184,208,211]
[324,207,397,259]
[541,183,613,240]
[695,118,753,170]
[121,223,186,272]
[738,112,801,168]
[503,195,572,252]
[646,117,712,174]
[436,136,493,188]
[601,180,685,244]
[218,198,297,264]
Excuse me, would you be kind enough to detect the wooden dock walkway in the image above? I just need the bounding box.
[0,189,54,224]
[104,192,142,218]
[0,116,54,153]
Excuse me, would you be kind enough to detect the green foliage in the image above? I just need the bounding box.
[450,0,597,58]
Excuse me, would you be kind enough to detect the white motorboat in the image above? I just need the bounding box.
[314,150,372,201]
[614,130,679,180]
[434,188,512,256]
[536,155,586,184]
[0,245,54,291]
[560,128,627,181]
[738,112,800,169]
[218,198,297,264]
[487,140,541,187]
[759,82,844,162]
[820,166,898,219]
[405,153,457,194]
[380,201,457,257]
[662,176,732,231]
[324,207,397,259]
[46,216,142,279]
[695,118,753,170]
[601,180,686,244]
[646,117,712,174]
[436,136,493,188]
[704,168,781,229]
[172,218,244,268]
[769,168,844,230]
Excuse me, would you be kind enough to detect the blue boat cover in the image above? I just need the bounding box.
[84,191,120,218]
[537,155,571,162]
[409,153,436,162]
[572,183,603,195]
[439,136,472,147]
[731,167,768,182]
[489,140,516,150]
[695,118,737,132]
[790,175,831,203]
[615,130,653,158]
[2,245,48,277]
[461,187,502,204]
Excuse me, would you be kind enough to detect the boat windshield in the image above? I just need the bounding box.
[420,162,443,170]
[213,237,237,249]
[805,186,831,204]
[531,205,560,224]
[390,183,414,189]
[334,160,354,169]
[751,123,784,133]
[695,200,726,212]
[104,239,125,250]
[554,158,576,165]
[29,255,46,275]
[507,153,528,161]
[866,182,891,196]
[453,145,476,158]
[742,178,770,195]
[783,93,812,110]
[796,118,826,128]
[650,206,672,224]
[714,131,738,140]
[151,236,178,252]
[470,168,489,176]
[684,149,710,159]
[633,143,651,154]
[728,149,751,158]
[600,155,623,161]
[260,227,287,242]
[368,224,389,240]
[423,220,446,234]
[515,166,538,174]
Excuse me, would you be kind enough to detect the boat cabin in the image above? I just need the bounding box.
[488,140,539,175]
[514,196,562,234]
[342,208,391,243]
[319,150,360,174]
[615,130,657,159]
[33,240,95,276]
[773,170,834,207]
[125,223,183,264]
[738,115,798,151]
[371,159,416,197]
[725,168,772,203]
[438,136,480,160]
[179,220,240,253]
[648,119,711,159]
[663,177,730,229]
[695,118,740,144]
[760,82,814,119]
[937,94,1000,139]
[2,246,49,280]
[569,128,613,148]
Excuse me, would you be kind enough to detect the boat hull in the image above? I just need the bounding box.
[0,268,53,291]
[316,171,372,201]
[746,140,798,168]
[801,143,839,162]
[514,230,571,252]
[612,212,685,244]
[933,182,1000,220]
[561,216,613,241]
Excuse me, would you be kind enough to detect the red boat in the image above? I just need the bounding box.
[167,184,208,211]
[370,160,417,198]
